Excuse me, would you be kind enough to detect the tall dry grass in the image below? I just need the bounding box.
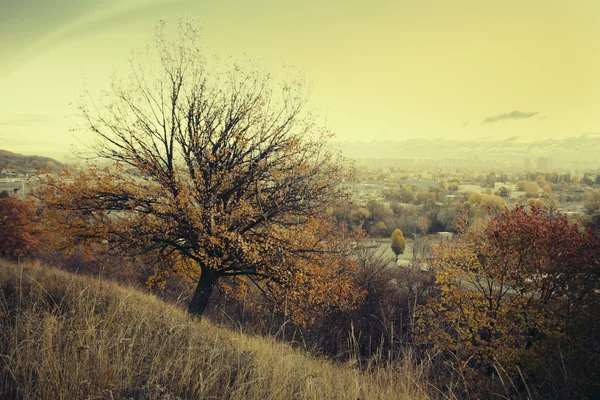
[0,260,430,399]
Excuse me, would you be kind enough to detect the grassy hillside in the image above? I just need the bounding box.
[0,261,429,400]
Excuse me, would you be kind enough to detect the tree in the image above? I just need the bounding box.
[436,205,460,232]
[583,189,600,232]
[390,228,406,260]
[486,172,496,188]
[0,197,43,259]
[584,189,600,215]
[37,18,358,319]
[527,197,546,208]
[447,179,460,192]
[582,173,594,186]
[416,206,600,397]
[494,186,510,198]
[467,193,506,217]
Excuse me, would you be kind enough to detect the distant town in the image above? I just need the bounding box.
[349,157,596,212]
[0,169,34,200]
[0,149,64,199]
[3,150,598,227]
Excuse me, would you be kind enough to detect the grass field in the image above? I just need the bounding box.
[0,260,431,399]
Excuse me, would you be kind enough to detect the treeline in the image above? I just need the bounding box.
[333,186,507,237]
[335,177,600,237]
[333,198,462,237]
[521,170,600,186]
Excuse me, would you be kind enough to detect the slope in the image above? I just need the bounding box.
[0,261,428,399]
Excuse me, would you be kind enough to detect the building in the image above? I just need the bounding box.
[537,157,554,172]
[0,180,26,200]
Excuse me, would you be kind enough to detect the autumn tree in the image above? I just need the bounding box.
[527,197,546,208]
[390,228,406,260]
[584,189,600,216]
[37,18,359,319]
[581,189,600,231]
[416,206,600,397]
[524,180,540,197]
[0,197,43,260]
[467,193,506,214]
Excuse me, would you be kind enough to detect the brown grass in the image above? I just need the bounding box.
[0,260,430,399]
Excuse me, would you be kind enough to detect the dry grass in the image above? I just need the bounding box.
[0,260,430,399]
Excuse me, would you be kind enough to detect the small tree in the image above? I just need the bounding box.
[494,186,510,198]
[38,18,359,320]
[390,228,406,260]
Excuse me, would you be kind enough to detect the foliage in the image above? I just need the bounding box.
[584,189,600,215]
[582,189,600,232]
[466,193,506,214]
[466,193,506,225]
[0,196,43,259]
[390,228,406,257]
[383,185,414,203]
[333,198,461,238]
[205,241,437,371]
[523,180,541,197]
[36,18,358,320]
[527,197,546,208]
[416,206,600,398]
[494,186,510,198]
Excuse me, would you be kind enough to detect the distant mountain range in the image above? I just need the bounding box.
[0,149,63,173]
[335,134,600,171]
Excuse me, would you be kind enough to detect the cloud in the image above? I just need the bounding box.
[481,110,538,125]
[0,113,55,126]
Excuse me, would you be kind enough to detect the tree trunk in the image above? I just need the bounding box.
[187,268,218,316]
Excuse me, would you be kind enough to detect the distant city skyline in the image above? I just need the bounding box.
[339,134,600,172]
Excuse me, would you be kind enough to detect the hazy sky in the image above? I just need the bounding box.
[1,0,599,160]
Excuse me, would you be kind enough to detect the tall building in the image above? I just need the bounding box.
[524,158,532,170]
[537,157,554,172]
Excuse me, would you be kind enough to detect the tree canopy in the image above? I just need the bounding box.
[417,206,600,397]
[37,18,358,319]
[0,196,43,260]
[390,228,406,258]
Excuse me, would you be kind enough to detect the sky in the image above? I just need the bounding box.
[1,0,599,160]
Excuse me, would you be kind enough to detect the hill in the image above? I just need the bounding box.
[0,261,428,399]
[0,149,63,173]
